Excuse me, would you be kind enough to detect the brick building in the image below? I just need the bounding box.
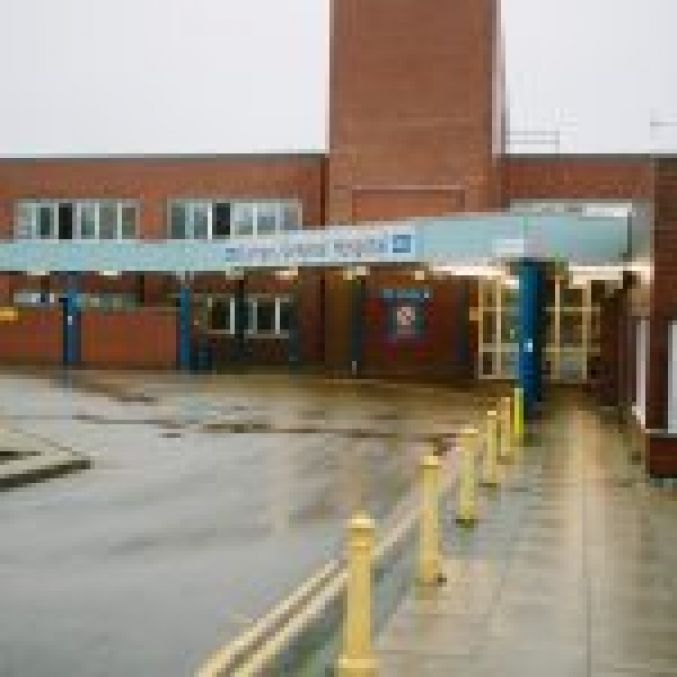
[0,0,675,475]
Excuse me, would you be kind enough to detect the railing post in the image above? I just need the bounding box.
[499,396,513,462]
[513,386,525,445]
[481,410,500,488]
[418,453,442,586]
[337,513,377,677]
[456,428,479,526]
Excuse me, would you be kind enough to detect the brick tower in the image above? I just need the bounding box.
[327,0,504,224]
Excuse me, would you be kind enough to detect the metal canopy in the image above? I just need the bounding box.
[0,213,630,273]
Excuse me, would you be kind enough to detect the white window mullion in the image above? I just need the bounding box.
[94,202,100,240]
[74,203,81,240]
[52,203,58,240]
[275,297,282,335]
[230,297,236,336]
[276,203,283,236]
[252,204,258,238]
[116,202,123,241]
[207,201,214,241]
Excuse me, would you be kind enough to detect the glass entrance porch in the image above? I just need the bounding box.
[477,276,604,383]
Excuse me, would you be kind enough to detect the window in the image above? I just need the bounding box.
[58,203,74,240]
[16,200,138,241]
[233,203,255,237]
[167,199,302,240]
[17,203,34,239]
[281,202,301,232]
[170,204,187,239]
[635,319,648,425]
[213,203,231,239]
[120,204,137,239]
[99,203,118,239]
[193,203,210,240]
[79,203,97,239]
[278,299,292,334]
[38,205,54,239]
[255,298,276,334]
[202,295,292,337]
[257,203,277,237]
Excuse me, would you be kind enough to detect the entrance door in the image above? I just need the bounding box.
[477,276,600,382]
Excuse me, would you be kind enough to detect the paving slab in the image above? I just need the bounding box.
[0,427,90,489]
[376,396,677,676]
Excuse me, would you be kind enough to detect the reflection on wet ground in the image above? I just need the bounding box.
[378,395,677,676]
[0,370,497,677]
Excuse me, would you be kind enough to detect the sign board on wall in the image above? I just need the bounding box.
[0,225,420,273]
[217,226,418,268]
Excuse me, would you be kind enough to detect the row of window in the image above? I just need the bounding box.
[197,295,292,337]
[11,289,293,337]
[14,199,302,242]
[17,201,137,241]
[170,200,301,240]
[13,291,137,310]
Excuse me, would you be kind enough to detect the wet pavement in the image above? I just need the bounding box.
[377,395,677,676]
[0,370,492,677]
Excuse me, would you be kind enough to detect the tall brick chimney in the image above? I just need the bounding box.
[327,0,504,224]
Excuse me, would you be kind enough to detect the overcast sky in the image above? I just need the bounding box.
[0,0,675,156]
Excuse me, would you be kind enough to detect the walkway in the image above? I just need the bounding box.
[377,395,677,676]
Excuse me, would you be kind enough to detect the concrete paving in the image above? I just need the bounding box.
[0,370,493,677]
[0,426,89,489]
[377,395,677,676]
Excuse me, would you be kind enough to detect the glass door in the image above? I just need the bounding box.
[477,276,601,382]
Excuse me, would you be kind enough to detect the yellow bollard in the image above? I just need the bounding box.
[499,396,513,462]
[337,513,377,677]
[418,453,442,586]
[513,386,525,445]
[456,427,479,526]
[481,410,500,488]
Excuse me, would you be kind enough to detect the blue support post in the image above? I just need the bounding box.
[518,260,544,418]
[234,276,247,364]
[287,283,301,367]
[350,277,365,376]
[178,278,192,371]
[63,273,80,367]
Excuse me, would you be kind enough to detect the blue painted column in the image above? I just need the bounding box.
[234,276,247,364]
[350,276,366,376]
[39,275,50,306]
[518,260,544,418]
[287,279,301,367]
[63,273,80,367]
[178,277,192,371]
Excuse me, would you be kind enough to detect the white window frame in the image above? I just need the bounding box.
[167,199,302,240]
[246,295,291,338]
[634,319,648,427]
[15,200,138,242]
[205,296,236,336]
[668,321,677,432]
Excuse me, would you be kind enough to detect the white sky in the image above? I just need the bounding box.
[0,0,675,156]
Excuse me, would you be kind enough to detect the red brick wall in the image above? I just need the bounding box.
[646,434,677,478]
[351,189,466,223]
[0,155,326,240]
[502,156,654,203]
[361,270,471,378]
[0,308,62,365]
[328,0,501,222]
[80,309,177,369]
[646,159,677,430]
